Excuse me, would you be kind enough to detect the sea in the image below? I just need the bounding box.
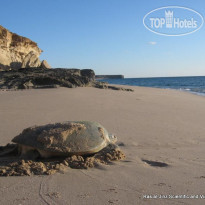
[97,76,205,96]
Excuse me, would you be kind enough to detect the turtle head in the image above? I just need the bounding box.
[108,134,117,143]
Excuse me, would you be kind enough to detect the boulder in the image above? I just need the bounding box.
[80,69,95,81]
[40,60,51,69]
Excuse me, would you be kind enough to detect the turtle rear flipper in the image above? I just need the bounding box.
[0,144,18,157]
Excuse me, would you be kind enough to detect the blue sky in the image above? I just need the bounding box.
[1,0,205,77]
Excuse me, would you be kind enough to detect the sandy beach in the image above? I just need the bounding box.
[0,86,205,205]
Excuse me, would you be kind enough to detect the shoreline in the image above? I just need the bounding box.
[109,83,205,98]
[97,76,205,97]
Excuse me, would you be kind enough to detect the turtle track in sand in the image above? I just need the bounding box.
[0,144,125,176]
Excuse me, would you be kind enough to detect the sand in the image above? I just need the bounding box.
[0,86,205,204]
[0,143,125,176]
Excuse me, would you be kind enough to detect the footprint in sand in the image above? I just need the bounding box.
[142,159,169,167]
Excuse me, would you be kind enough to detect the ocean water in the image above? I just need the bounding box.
[98,76,205,96]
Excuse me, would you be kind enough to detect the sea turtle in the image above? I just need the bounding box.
[5,121,117,159]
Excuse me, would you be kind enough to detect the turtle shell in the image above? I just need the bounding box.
[12,121,110,155]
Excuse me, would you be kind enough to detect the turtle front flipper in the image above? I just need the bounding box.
[19,145,40,160]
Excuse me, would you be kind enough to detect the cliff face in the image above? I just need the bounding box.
[95,75,124,79]
[0,25,42,70]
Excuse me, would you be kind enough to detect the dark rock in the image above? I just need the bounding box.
[0,68,95,90]
[80,69,95,81]
[0,68,133,92]
[92,81,134,92]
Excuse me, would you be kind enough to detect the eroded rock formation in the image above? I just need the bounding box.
[0,25,42,70]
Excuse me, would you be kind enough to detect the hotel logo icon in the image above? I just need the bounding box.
[165,10,173,28]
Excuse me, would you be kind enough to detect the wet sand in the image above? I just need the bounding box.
[0,86,205,204]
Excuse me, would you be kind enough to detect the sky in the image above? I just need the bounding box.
[0,0,205,78]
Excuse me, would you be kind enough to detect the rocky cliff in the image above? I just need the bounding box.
[0,26,133,91]
[0,25,42,70]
